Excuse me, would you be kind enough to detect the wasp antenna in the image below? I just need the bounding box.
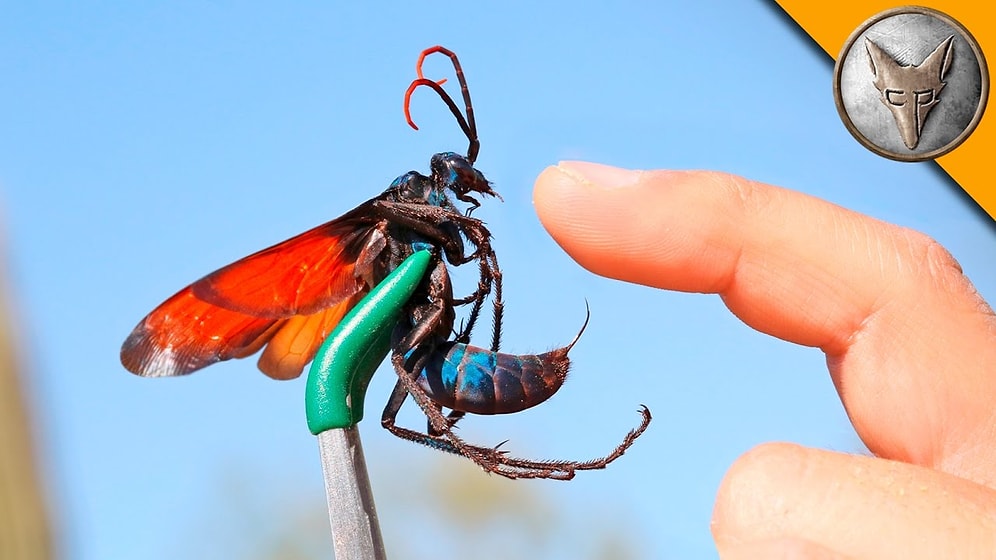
[415,45,456,85]
[404,77,473,138]
[407,46,480,163]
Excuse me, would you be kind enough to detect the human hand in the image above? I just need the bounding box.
[533,162,996,559]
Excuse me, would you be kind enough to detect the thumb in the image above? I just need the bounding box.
[712,443,996,559]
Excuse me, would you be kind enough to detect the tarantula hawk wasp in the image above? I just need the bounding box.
[121,46,651,480]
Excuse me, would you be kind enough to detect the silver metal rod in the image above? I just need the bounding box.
[317,427,387,560]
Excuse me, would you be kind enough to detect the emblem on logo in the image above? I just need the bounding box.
[833,7,988,162]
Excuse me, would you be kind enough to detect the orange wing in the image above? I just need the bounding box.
[256,293,364,379]
[121,210,388,378]
[192,207,380,317]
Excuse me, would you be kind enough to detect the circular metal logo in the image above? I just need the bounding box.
[833,6,988,162]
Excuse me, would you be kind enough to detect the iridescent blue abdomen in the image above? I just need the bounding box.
[418,342,572,415]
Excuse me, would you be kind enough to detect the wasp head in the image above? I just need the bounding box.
[430,152,502,214]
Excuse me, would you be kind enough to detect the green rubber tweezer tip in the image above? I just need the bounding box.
[305,250,431,434]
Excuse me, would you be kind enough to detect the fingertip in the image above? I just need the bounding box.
[712,443,996,559]
[712,442,812,533]
[532,163,639,279]
[532,162,646,228]
[532,165,575,227]
[712,443,869,558]
[556,160,646,189]
[531,164,600,254]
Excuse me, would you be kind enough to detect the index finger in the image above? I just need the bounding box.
[533,161,996,485]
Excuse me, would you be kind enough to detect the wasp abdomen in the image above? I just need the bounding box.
[418,343,572,415]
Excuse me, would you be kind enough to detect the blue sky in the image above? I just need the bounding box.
[2,2,993,559]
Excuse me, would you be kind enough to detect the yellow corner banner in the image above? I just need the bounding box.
[774,1,994,220]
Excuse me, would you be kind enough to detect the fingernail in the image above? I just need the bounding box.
[556,161,642,189]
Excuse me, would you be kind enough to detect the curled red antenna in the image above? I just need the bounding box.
[403,46,480,163]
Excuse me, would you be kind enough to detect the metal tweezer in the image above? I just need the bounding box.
[304,250,431,560]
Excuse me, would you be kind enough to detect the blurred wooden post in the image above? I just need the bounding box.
[0,267,54,558]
